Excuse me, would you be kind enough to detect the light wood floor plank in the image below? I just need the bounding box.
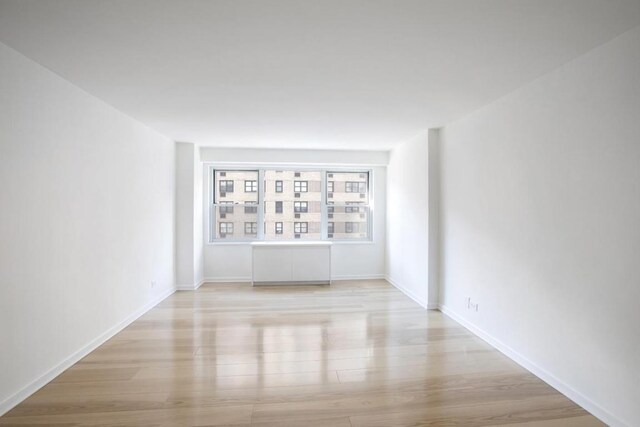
[0,280,603,426]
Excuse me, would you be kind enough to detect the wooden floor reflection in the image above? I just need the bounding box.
[0,280,604,426]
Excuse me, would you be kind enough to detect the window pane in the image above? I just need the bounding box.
[215,170,258,204]
[326,205,370,240]
[264,170,321,240]
[212,204,258,240]
[326,171,368,204]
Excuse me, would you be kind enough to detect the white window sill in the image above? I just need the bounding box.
[207,240,375,246]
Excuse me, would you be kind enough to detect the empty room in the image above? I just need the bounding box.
[1,1,638,426]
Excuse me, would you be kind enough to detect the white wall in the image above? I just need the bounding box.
[386,131,439,308]
[201,147,387,281]
[0,42,175,414]
[439,27,640,426]
[175,142,203,289]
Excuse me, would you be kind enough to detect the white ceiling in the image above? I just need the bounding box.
[0,1,638,150]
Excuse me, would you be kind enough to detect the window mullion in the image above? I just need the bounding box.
[257,169,265,240]
[321,171,327,240]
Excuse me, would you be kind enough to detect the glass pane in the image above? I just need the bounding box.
[214,170,258,204]
[327,205,370,240]
[326,171,368,204]
[212,204,258,240]
[264,170,322,240]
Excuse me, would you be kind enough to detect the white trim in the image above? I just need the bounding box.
[202,276,252,283]
[331,274,385,281]
[385,275,437,310]
[176,279,205,291]
[438,304,627,427]
[0,287,176,417]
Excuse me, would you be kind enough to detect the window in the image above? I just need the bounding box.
[294,181,308,192]
[219,180,234,193]
[220,201,234,214]
[244,222,257,235]
[211,169,370,241]
[219,222,233,235]
[244,202,258,214]
[345,202,362,213]
[325,171,370,240]
[345,181,366,193]
[294,201,308,213]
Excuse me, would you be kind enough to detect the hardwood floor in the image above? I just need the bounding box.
[0,280,604,426]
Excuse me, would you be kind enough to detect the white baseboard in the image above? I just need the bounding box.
[202,276,252,283]
[0,286,176,417]
[438,304,627,427]
[384,275,437,310]
[176,279,206,290]
[200,275,385,284]
[331,274,385,281]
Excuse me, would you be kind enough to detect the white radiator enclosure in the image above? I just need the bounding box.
[251,241,332,285]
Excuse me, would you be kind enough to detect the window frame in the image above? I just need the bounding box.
[294,180,308,192]
[244,180,258,192]
[294,201,308,213]
[208,166,373,243]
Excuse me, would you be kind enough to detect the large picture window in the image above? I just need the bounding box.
[210,168,371,242]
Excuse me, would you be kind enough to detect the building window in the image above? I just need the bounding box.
[345,222,357,233]
[219,180,234,193]
[244,202,258,214]
[294,222,308,233]
[294,201,308,213]
[219,222,233,235]
[245,180,257,192]
[275,222,283,234]
[345,202,362,213]
[327,181,334,192]
[294,181,308,192]
[220,201,234,214]
[345,181,366,193]
[244,222,257,235]
[275,180,283,192]
[275,201,283,213]
[328,222,334,234]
